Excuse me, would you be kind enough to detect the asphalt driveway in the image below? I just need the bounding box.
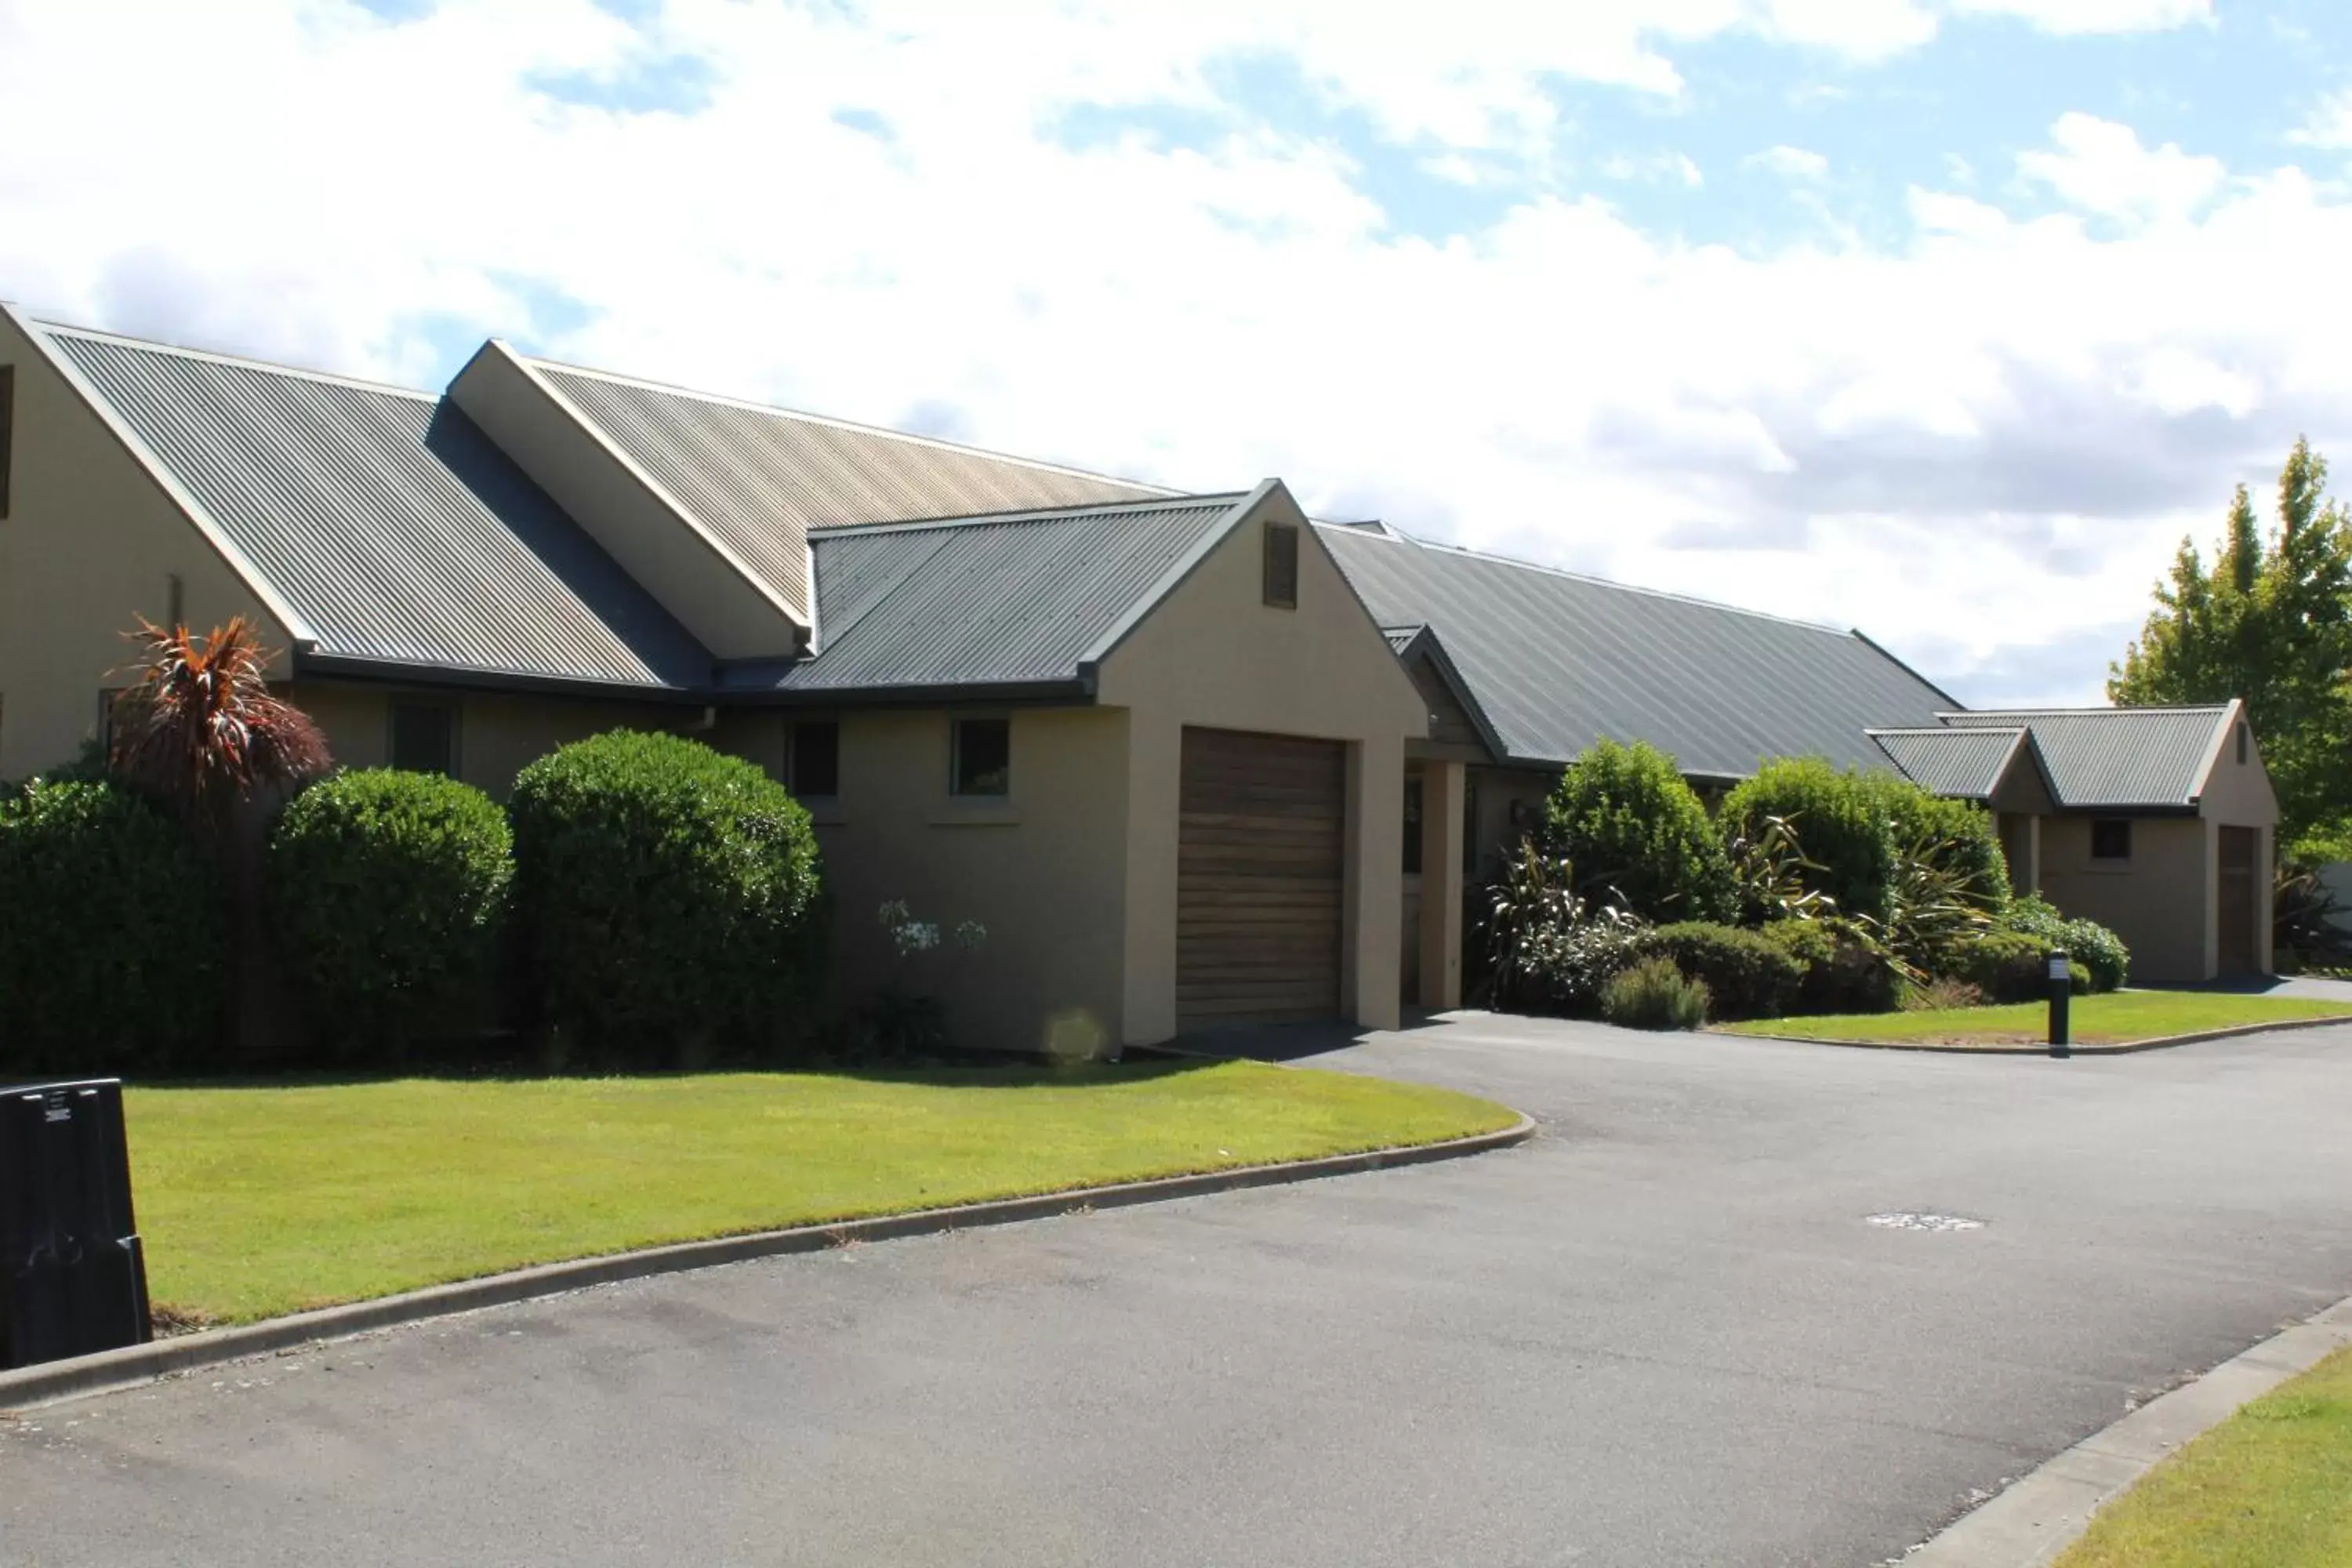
[6,1013,2352,1567]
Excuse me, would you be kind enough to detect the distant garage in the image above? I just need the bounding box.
[1175,727,1345,1031]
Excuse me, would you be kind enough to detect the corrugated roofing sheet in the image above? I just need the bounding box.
[1323,527,1955,776]
[1868,728,2025,800]
[777,496,1244,694]
[45,327,712,691]
[1944,706,2230,808]
[532,361,1171,618]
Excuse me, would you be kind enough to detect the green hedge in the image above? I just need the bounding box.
[2002,895,2128,993]
[1939,927,2055,1004]
[269,770,514,1060]
[1601,956,1710,1030]
[1760,916,1897,1015]
[0,778,225,1076]
[510,731,824,1063]
[1544,739,1737,923]
[1722,760,1898,924]
[1632,921,1805,1021]
[1875,781,2012,913]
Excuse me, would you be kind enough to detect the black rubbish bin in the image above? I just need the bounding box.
[0,1079,153,1370]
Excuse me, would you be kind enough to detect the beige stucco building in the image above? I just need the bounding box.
[0,307,2280,1053]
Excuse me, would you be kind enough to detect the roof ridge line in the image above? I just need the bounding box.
[1941,705,2233,717]
[811,492,1248,539]
[31,317,439,404]
[524,352,1178,498]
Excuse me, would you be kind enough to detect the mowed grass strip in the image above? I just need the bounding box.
[2056,1345,2352,1568]
[128,1061,1518,1324]
[1716,991,2352,1048]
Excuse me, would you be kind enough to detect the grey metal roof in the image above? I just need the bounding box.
[530,359,1171,618]
[1867,727,2027,800]
[43,325,713,691]
[1323,526,1955,776]
[1943,706,2232,808]
[771,495,1247,695]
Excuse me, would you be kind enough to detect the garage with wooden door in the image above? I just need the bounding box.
[1176,727,1345,1031]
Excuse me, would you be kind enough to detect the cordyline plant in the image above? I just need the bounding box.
[108,618,332,833]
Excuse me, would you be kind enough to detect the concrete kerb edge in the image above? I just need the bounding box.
[1718,1011,2352,1057]
[1901,1294,2352,1567]
[0,1112,1536,1413]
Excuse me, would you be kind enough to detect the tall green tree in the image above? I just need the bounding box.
[2110,438,2352,848]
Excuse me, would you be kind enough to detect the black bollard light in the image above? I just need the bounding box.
[2047,949,2071,1058]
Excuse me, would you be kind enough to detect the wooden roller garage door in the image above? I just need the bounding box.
[1178,728,1345,1030]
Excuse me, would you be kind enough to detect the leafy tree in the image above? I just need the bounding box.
[2111,439,2352,846]
[1543,739,1737,923]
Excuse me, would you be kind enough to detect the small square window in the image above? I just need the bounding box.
[1263,521,1298,609]
[390,703,456,775]
[2090,818,2132,862]
[952,717,1010,797]
[790,720,840,798]
[1403,775,1424,875]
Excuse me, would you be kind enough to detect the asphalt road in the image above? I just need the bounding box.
[5,1014,2351,1568]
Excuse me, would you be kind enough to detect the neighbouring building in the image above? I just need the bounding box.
[0,309,2278,1052]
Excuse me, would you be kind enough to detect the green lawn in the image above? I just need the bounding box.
[1716,991,2352,1048]
[127,1061,1517,1324]
[2056,1346,2352,1567]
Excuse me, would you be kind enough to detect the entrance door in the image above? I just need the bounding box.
[2218,825,2259,975]
[1176,728,1345,1031]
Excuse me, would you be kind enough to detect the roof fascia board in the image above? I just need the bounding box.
[747,677,1091,709]
[5,304,316,650]
[1397,625,1508,764]
[1073,480,1279,684]
[2185,696,2242,808]
[292,650,705,703]
[811,491,1247,539]
[450,341,811,647]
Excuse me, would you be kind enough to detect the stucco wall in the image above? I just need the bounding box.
[808,704,1130,1058]
[2193,709,2279,973]
[1097,491,1428,1043]
[2039,815,2211,983]
[0,316,293,779]
[281,681,694,798]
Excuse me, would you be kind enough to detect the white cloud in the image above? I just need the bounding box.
[2289,89,2352,151]
[1947,0,2212,34]
[1749,144,1832,181]
[2017,112,2227,223]
[1,1,2345,709]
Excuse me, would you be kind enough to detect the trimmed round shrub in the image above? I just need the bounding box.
[1760,916,1897,1015]
[0,778,226,1076]
[269,769,514,1061]
[1940,927,2055,1004]
[2002,895,2128,993]
[1875,779,2012,914]
[510,731,823,1063]
[1545,739,1737,924]
[1722,760,1897,924]
[1632,921,1806,1022]
[1600,956,1710,1031]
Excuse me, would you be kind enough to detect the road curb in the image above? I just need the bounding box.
[1901,1294,2352,1566]
[0,1111,1535,1413]
[1721,1012,2352,1057]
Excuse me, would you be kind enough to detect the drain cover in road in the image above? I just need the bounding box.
[1866,1211,1986,1232]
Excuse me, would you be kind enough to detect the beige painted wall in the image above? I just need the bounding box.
[2039,815,2211,983]
[0,315,294,779]
[2193,706,2279,973]
[1097,489,1429,1043]
[282,681,695,798]
[808,704,1130,1058]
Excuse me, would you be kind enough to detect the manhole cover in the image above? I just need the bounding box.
[1866,1211,1985,1232]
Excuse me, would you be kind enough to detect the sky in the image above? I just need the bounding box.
[6,0,2352,706]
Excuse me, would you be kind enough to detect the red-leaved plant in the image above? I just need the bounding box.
[109,618,332,832]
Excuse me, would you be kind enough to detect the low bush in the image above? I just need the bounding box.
[1761,916,1898,1015]
[1900,975,1985,1012]
[1544,739,1737,923]
[1475,840,1644,1016]
[0,778,226,1076]
[2002,895,2128,993]
[1600,956,1710,1031]
[1632,921,1805,1022]
[1721,759,1898,924]
[1939,927,2054,1004]
[269,770,514,1061]
[510,731,825,1065]
[1875,781,2012,914]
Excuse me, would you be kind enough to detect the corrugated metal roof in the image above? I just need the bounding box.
[775,495,1244,694]
[1868,727,2026,800]
[1382,624,1425,653]
[531,360,1171,618]
[1944,706,2231,808]
[44,325,713,691]
[1323,526,1955,776]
